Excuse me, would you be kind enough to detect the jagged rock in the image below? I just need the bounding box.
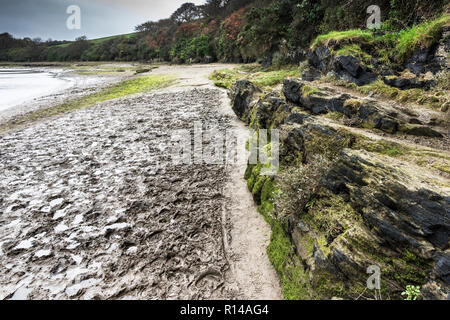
[421,280,449,300]
[231,75,449,299]
[434,253,450,285]
[441,102,449,113]
[333,55,377,85]
[233,79,446,140]
[301,66,322,82]
[307,46,377,86]
[406,26,450,76]
[409,118,424,125]
[433,25,450,72]
[281,80,403,134]
[399,124,444,138]
[279,126,307,164]
[383,76,435,90]
[228,80,261,122]
[373,117,399,134]
[283,79,351,114]
[283,78,303,104]
[279,123,345,164]
[288,148,450,298]
[301,90,351,115]
[406,49,433,75]
[251,92,291,129]
[334,55,362,78]
[277,125,450,298]
[284,112,309,125]
[307,46,332,73]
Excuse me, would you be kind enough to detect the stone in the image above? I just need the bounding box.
[229,80,261,122]
[409,118,423,125]
[383,76,435,90]
[400,125,443,138]
[335,55,362,78]
[307,46,332,73]
[307,46,377,86]
[373,117,399,134]
[301,66,321,82]
[435,254,450,284]
[284,113,308,125]
[282,78,303,104]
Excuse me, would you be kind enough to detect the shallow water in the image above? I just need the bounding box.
[0,69,72,112]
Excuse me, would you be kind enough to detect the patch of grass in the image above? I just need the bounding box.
[325,112,344,120]
[338,79,444,110]
[348,235,431,297]
[433,164,450,174]
[245,162,314,300]
[76,69,127,75]
[210,65,300,89]
[257,178,313,300]
[344,98,364,110]
[301,84,320,97]
[335,44,372,63]
[252,68,300,87]
[381,147,406,157]
[311,14,449,70]
[368,142,406,157]
[354,136,408,158]
[304,191,359,248]
[358,80,399,97]
[135,68,152,74]
[0,75,175,133]
[311,29,375,49]
[209,68,237,89]
[395,14,450,63]
[413,151,450,161]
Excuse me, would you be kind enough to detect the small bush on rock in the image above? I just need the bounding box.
[275,155,331,220]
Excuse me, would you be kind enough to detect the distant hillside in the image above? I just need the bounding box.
[0,0,447,64]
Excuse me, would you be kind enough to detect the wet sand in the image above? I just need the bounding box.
[0,64,282,300]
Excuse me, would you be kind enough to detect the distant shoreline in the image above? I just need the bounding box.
[0,63,131,129]
[0,67,75,113]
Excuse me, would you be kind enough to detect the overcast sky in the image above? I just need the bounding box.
[0,0,205,41]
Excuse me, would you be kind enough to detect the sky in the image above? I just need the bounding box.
[0,0,205,41]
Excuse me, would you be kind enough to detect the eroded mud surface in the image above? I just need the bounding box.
[0,88,250,299]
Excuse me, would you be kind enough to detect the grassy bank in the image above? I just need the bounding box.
[0,74,176,134]
[209,64,300,89]
[311,14,450,64]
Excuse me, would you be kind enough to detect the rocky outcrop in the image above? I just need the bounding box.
[228,78,450,300]
[306,47,377,86]
[228,80,261,122]
[288,146,450,300]
[383,76,435,90]
[305,25,449,90]
[282,78,443,137]
[406,25,450,76]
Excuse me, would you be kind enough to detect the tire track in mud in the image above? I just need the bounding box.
[0,67,281,300]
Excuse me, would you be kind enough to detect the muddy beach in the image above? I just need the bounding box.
[0,65,282,300]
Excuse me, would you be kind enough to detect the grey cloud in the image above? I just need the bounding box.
[0,0,205,40]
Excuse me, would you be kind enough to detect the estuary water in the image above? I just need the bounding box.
[0,69,73,112]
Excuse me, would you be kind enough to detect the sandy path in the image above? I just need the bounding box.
[0,64,281,300]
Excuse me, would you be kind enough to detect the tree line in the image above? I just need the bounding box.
[0,0,446,64]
